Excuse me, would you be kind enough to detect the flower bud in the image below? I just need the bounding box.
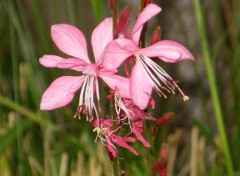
[152,143,168,176]
[151,26,161,44]
[108,0,114,10]
[152,112,174,137]
[117,6,132,36]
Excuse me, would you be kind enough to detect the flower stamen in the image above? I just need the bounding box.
[135,52,189,101]
[74,75,100,121]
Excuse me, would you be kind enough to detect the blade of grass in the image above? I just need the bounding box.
[91,0,102,22]
[29,0,50,52]
[0,120,30,153]
[0,94,48,127]
[3,0,45,106]
[193,0,234,175]
[66,0,77,25]
[192,118,215,145]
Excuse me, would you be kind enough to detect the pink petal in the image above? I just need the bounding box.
[39,55,85,71]
[139,40,194,63]
[132,126,151,147]
[99,68,118,74]
[111,135,138,155]
[40,76,85,110]
[130,60,153,110]
[102,38,138,70]
[91,18,113,64]
[132,4,161,44]
[51,24,90,63]
[99,73,130,98]
[107,143,117,158]
[126,137,137,143]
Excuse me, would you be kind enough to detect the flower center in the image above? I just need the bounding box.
[82,64,99,77]
[74,75,100,121]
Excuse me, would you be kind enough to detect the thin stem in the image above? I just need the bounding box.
[112,0,118,39]
[194,0,234,175]
[139,0,147,48]
[111,1,120,175]
[140,0,145,10]
[112,156,119,176]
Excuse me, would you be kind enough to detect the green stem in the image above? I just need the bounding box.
[193,0,234,175]
[112,156,119,176]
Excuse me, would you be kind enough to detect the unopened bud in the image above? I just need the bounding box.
[152,112,174,138]
[117,6,132,34]
[152,143,168,175]
[156,112,174,127]
[121,171,126,176]
[108,0,113,10]
[144,0,152,6]
[151,26,161,44]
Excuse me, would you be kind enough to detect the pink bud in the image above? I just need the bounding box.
[117,6,132,35]
[144,0,152,6]
[151,26,161,45]
[152,143,168,176]
[121,171,126,176]
[156,112,174,127]
[152,112,174,137]
[108,0,114,10]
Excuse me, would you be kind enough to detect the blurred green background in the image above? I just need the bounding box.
[0,0,240,175]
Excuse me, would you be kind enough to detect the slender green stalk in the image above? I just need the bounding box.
[193,0,234,175]
[112,157,119,176]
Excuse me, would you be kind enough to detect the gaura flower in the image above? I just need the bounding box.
[92,119,138,158]
[102,4,194,110]
[39,18,130,120]
[122,100,153,147]
[113,90,152,147]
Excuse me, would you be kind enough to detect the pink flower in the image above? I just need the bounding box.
[39,18,130,120]
[102,4,194,109]
[119,99,153,147]
[92,119,138,158]
[113,90,152,147]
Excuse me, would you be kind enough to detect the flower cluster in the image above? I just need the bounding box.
[39,3,193,158]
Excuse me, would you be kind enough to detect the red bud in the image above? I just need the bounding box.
[121,171,126,176]
[152,143,168,176]
[151,26,161,45]
[108,0,114,10]
[152,112,174,137]
[117,6,132,35]
[144,0,152,6]
[156,112,174,127]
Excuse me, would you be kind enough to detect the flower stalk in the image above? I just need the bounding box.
[112,0,118,39]
[112,0,120,175]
